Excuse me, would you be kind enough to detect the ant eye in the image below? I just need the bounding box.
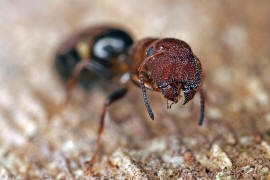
[146,46,154,57]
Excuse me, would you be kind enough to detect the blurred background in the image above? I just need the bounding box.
[0,0,270,179]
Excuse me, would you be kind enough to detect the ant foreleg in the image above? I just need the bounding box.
[85,85,129,169]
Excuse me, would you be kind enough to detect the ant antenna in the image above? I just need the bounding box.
[136,51,165,121]
[139,77,154,120]
[198,88,205,126]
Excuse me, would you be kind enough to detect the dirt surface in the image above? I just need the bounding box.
[0,0,270,179]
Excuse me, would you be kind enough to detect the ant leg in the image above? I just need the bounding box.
[86,86,129,167]
[198,88,205,126]
[48,60,90,119]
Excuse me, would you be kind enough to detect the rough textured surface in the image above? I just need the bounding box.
[1,0,270,179]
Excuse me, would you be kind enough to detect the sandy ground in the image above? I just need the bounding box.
[0,0,270,179]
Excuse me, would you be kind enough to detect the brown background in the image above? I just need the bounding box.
[0,0,270,179]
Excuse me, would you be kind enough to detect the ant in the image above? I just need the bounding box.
[52,25,205,169]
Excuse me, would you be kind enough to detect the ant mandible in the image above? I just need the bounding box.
[52,25,205,168]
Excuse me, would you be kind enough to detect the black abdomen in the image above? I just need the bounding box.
[54,26,133,90]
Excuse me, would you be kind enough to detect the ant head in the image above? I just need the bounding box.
[144,38,201,105]
[136,38,204,123]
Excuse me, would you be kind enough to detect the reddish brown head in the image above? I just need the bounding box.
[142,38,202,105]
[130,37,204,125]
